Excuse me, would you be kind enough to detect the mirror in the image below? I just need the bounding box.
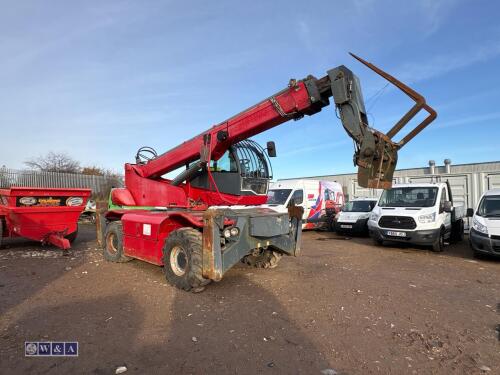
[443,201,452,213]
[266,141,277,157]
[466,208,474,217]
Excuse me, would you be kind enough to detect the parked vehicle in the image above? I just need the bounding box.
[368,182,465,252]
[335,197,378,235]
[80,199,96,223]
[0,187,90,249]
[267,180,344,229]
[469,189,500,257]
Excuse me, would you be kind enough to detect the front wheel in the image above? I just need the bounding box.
[432,230,445,252]
[162,228,211,292]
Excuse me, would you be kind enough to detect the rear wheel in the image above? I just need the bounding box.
[162,228,210,292]
[103,221,131,262]
[243,249,283,269]
[451,220,464,243]
[0,218,3,248]
[432,229,445,252]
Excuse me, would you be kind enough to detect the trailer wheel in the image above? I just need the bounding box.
[0,218,3,248]
[431,229,445,252]
[162,228,211,292]
[103,221,131,263]
[243,249,283,269]
[66,228,78,244]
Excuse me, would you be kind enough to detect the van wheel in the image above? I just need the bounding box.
[432,230,445,252]
[103,221,131,262]
[243,250,282,269]
[162,228,211,292]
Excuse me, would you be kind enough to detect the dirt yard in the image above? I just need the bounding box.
[1,224,499,374]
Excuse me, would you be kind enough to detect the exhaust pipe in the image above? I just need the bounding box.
[428,160,435,175]
[444,159,451,174]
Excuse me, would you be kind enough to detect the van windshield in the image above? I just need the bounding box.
[379,187,438,208]
[477,195,500,217]
[267,189,292,205]
[343,200,376,212]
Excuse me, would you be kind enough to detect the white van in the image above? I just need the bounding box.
[368,182,465,252]
[335,197,378,235]
[469,188,500,257]
[267,179,344,229]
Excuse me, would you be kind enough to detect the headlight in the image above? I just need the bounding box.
[418,212,436,223]
[359,213,370,220]
[473,218,488,234]
[369,212,379,221]
[223,227,240,239]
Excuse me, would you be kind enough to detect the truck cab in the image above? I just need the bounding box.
[335,197,378,235]
[266,180,344,229]
[469,188,500,257]
[368,182,465,252]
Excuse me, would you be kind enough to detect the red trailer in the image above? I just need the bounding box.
[0,187,91,250]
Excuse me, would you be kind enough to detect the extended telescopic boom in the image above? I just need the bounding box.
[134,53,436,189]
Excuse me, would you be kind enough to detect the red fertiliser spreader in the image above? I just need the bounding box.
[0,187,91,250]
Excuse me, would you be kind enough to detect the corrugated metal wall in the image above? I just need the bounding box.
[0,168,124,195]
[278,161,500,210]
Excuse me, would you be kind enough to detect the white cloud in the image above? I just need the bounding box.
[418,0,461,36]
[396,39,500,83]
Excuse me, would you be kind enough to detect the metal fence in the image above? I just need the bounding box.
[0,167,123,195]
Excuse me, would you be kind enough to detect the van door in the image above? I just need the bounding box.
[440,187,452,231]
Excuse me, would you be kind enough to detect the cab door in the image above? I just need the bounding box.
[439,187,452,231]
[289,189,306,219]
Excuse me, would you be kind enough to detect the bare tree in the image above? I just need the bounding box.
[82,165,123,200]
[25,152,81,173]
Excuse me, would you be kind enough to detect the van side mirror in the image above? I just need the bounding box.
[443,201,452,213]
[266,141,277,157]
[466,208,474,217]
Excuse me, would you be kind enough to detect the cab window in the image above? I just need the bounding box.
[291,190,304,205]
[210,151,238,172]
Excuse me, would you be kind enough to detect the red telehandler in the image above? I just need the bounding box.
[99,53,436,292]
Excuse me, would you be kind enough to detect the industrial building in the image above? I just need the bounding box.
[279,160,500,211]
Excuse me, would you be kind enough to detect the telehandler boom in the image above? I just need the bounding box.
[100,53,436,292]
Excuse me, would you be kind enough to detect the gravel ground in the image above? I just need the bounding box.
[1,224,499,374]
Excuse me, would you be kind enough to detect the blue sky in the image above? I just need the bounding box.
[1,0,499,179]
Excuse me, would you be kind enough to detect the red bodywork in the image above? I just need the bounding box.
[109,80,318,264]
[0,187,91,249]
[118,81,314,209]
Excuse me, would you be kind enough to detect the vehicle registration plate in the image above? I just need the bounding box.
[340,224,352,229]
[386,231,406,237]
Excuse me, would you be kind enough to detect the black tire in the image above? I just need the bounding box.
[327,217,336,232]
[162,228,211,292]
[372,237,384,246]
[243,249,283,269]
[432,229,445,252]
[66,228,78,244]
[0,218,3,248]
[450,220,464,243]
[103,221,131,262]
